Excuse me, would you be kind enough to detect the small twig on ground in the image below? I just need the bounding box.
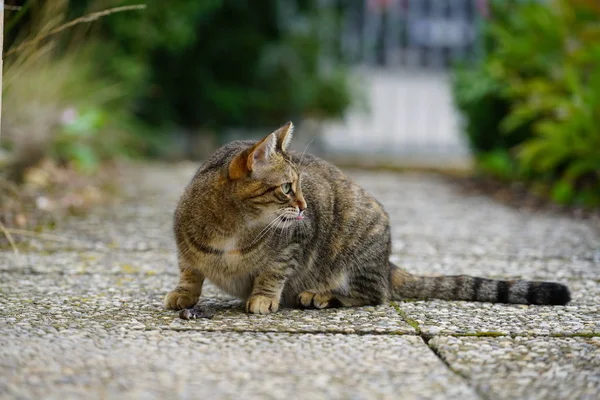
[0,179,21,197]
[0,220,20,259]
[5,5,23,11]
[4,228,115,253]
[5,4,147,56]
[4,228,79,243]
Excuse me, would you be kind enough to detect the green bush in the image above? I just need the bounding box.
[71,0,353,136]
[2,0,158,178]
[4,0,353,167]
[452,0,600,207]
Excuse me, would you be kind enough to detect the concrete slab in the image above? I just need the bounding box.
[396,280,600,337]
[0,332,478,400]
[429,336,600,400]
[392,254,600,281]
[0,272,414,335]
[353,172,600,262]
[2,163,599,400]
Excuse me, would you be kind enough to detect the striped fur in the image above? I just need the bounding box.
[390,266,570,305]
[165,123,571,314]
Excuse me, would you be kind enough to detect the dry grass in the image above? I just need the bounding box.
[0,220,20,258]
[5,4,146,57]
[2,1,145,178]
[1,1,145,245]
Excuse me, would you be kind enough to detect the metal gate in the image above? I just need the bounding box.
[317,0,487,167]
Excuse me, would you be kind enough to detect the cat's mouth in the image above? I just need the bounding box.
[282,210,305,221]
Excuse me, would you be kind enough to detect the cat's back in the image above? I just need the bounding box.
[289,151,389,225]
[194,140,255,179]
[289,152,346,183]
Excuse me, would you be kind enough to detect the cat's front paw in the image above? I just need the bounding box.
[246,295,279,314]
[164,289,199,310]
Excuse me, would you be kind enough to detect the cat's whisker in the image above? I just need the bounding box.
[254,221,279,246]
[275,214,287,234]
[249,214,283,246]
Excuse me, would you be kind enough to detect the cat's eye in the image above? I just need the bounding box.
[281,183,292,194]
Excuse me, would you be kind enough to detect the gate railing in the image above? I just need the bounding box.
[309,0,487,167]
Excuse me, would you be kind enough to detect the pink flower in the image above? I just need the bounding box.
[60,107,78,125]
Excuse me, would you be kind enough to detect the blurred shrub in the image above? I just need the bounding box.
[452,0,600,207]
[70,0,353,138]
[3,0,353,169]
[2,1,140,180]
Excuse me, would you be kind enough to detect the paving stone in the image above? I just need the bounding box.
[429,336,600,400]
[4,249,595,283]
[397,280,600,337]
[0,332,478,400]
[1,163,599,399]
[351,172,600,262]
[392,254,599,281]
[0,250,178,276]
[0,272,414,335]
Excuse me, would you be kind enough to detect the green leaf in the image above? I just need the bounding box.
[551,180,574,204]
[63,109,106,137]
[563,159,600,182]
[69,144,99,174]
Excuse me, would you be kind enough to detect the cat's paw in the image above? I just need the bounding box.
[246,295,279,314]
[298,291,333,309]
[164,289,199,310]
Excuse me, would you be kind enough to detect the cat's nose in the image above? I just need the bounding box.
[297,201,307,212]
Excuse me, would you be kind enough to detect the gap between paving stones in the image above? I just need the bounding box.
[424,335,491,400]
[390,297,600,399]
[160,324,600,339]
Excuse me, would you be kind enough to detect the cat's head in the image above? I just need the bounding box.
[228,122,307,225]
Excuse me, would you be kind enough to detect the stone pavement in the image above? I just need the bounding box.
[1,163,599,400]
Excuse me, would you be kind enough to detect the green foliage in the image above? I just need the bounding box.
[3,0,353,174]
[53,107,142,173]
[54,108,106,173]
[2,1,151,177]
[452,64,529,152]
[452,0,600,207]
[71,0,353,133]
[476,150,517,181]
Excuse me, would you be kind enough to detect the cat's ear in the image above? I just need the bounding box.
[229,133,277,179]
[274,121,294,152]
[249,132,277,168]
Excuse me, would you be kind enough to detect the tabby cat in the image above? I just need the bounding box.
[165,122,571,314]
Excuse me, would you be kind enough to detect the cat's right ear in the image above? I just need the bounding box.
[229,133,277,179]
[274,121,294,152]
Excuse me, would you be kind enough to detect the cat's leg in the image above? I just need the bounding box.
[246,267,288,314]
[297,291,335,309]
[164,260,205,310]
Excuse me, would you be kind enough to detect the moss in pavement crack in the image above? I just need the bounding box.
[390,301,421,334]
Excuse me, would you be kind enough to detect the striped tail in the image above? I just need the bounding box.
[390,263,571,305]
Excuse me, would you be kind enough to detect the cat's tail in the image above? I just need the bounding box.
[390,263,571,305]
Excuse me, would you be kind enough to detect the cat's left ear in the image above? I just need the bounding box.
[229,133,277,179]
[274,121,294,153]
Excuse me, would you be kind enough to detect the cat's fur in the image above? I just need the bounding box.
[165,122,571,314]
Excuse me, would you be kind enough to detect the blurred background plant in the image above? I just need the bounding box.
[1,0,353,235]
[2,0,598,242]
[68,0,353,155]
[452,0,600,207]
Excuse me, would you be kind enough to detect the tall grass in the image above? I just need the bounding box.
[1,0,145,180]
[1,0,146,248]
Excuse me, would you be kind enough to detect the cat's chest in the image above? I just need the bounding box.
[200,236,263,299]
[203,236,263,272]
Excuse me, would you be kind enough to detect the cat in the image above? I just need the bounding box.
[165,122,571,314]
